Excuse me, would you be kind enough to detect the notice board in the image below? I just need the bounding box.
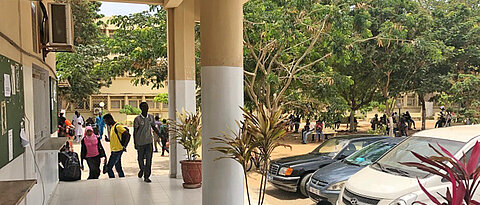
[0,55,25,169]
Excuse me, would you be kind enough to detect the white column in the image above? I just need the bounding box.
[201,0,245,204]
[166,0,196,179]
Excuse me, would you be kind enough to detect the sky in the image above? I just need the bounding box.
[99,2,150,17]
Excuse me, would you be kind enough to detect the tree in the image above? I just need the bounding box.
[332,57,383,131]
[105,6,168,89]
[154,93,168,104]
[243,0,374,114]
[428,0,480,123]
[365,0,433,135]
[404,39,451,130]
[56,0,111,108]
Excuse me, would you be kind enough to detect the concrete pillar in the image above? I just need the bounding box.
[166,0,196,178]
[200,0,244,204]
[107,95,111,111]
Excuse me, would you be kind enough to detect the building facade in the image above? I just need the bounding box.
[61,78,169,123]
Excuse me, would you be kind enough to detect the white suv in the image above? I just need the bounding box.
[338,125,480,205]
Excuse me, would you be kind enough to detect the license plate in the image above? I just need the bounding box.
[309,186,320,195]
[267,175,273,181]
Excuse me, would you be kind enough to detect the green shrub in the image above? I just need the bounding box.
[119,105,141,115]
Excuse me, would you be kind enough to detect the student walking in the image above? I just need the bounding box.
[159,119,170,156]
[72,111,84,142]
[80,126,106,179]
[103,114,129,178]
[96,112,105,140]
[133,102,161,183]
[153,116,162,153]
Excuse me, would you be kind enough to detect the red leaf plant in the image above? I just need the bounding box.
[401,141,480,205]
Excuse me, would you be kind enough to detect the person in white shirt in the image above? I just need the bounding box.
[72,111,84,142]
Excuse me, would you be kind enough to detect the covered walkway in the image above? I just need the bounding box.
[49,176,201,205]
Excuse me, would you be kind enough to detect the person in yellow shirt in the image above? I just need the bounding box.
[102,114,129,178]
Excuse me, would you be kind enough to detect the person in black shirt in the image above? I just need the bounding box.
[58,113,67,137]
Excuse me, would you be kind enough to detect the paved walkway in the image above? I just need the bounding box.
[48,175,201,205]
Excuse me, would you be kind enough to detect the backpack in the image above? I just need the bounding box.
[114,124,131,150]
[58,151,81,181]
[159,124,167,137]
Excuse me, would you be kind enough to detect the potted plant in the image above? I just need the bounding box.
[211,105,290,205]
[170,110,202,189]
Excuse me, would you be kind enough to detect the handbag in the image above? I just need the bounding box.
[102,159,108,174]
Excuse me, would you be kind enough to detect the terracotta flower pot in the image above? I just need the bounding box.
[180,160,202,189]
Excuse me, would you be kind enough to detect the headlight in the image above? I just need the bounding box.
[327,180,347,191]
[389,193,418,205]
[278,167,293,176]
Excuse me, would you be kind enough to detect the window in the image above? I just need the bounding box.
[338,140,369,158]
[110,97,124,109]
[74,101,89,110]
[108,29,115,37]
[92,96,108,109]
[406,94,417,106]
[162,103,168,109]
[129,100,138,108]
[128,96,141,108]
[146,100,155,109]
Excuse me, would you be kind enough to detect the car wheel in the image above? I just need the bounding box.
[318,200,333,205]
[299,173,313,197]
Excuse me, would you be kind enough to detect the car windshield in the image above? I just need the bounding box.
[345,141,397,166]
[312,138,349,158]
[373,137,464,178]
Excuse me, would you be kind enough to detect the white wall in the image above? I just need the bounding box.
[0,0,59,204]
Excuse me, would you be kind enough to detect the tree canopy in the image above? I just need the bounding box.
[57,0,480,126]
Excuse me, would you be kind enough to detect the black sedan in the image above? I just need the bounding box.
[267,134,390,197]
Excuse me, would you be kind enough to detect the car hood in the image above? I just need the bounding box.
[272,153,331,167]
[312,161,364,184]
[346,166,423,200]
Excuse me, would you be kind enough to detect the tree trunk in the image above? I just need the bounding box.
[385,99,394,137]
[419,93,426,130]
[349,110,356,132]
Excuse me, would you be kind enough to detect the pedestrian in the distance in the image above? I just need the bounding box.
[314,119,325,142]
[159,119,170,156]
[80,126,106,179]
[103,114,129,178]
[58,112,67,137]
[96,112,105,140]
[133,102,162,183]
[301,119,314,144]
[371,114,379,130]
[153,116,162,153]
[72,111,84,142]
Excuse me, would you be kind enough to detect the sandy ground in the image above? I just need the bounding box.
[71,120,437,204]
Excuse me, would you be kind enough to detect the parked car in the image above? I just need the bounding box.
[339,125,480,205]
[308,138,404,204]
[267,135,390,197]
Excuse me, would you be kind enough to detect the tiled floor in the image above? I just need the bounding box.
[48,175,202,205]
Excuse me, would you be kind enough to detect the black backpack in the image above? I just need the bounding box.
[58,151,81,181]
[114,124,131,150]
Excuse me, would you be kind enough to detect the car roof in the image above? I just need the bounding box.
[376,137,405,143]
[412,125,480,142]
[334,134,389,140]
